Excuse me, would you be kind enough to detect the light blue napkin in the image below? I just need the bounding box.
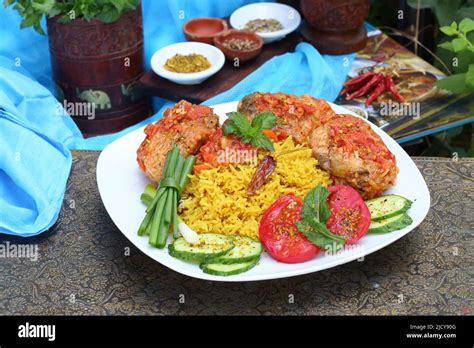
[0,62,79,236]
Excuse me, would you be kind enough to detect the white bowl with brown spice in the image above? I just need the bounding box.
[151,42,225,85]
[230,2,301,44]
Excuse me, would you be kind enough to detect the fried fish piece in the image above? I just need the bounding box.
[137,100,219,182]
[309,113,398,199]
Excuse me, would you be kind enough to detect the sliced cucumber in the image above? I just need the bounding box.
[200,258,259,276]
[208,235,262,264]
[367,213,413,234]
[168,233,234,262]
[366,195,412,221]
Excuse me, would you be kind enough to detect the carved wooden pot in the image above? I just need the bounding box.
[300,0,370,54]
[47,6,150,136]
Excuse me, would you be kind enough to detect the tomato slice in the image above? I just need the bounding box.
[326,185,371,244]
[259,194,320,263]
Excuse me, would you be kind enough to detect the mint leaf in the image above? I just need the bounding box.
[226,112,251,134]
[250,133,275,151]
[224,111,275,151]
[251,111,277,130]
[222,119,240,137]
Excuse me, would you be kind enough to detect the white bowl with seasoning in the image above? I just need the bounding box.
[151,42,225,85]
[230,2,301,44]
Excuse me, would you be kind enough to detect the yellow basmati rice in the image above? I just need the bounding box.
[180,137,332,239]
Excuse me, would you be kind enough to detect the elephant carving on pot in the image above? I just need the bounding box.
[76,88,112,110]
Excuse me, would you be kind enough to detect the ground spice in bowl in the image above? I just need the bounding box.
[164,53,211,73]
[222,38,259,51]
[244,19,284,33]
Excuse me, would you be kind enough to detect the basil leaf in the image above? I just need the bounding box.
[251,111,277,130]
[296,221,344,249]
[296,184,346,249]
[300,185,331,223]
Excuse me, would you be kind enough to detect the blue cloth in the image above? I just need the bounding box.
[0,0,269,150]
[0,0,356,237]
[0,63,78,236]
[205,43,354,106]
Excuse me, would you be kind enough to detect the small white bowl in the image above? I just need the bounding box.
[230,2,301,44]
[151,42,225,85]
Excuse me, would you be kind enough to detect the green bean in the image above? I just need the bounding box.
[137,208,153,236]
[179,155,196,192]
[172,190,179,238]
[157,189,176,248]
[148,192,167,247]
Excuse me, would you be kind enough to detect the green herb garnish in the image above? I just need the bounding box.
[295,185,345,250]
[223,111,277,151]
[4,0,141,35]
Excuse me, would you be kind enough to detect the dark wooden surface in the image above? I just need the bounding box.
[139,31,301,103]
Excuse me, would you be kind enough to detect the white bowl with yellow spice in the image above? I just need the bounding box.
[151,42,225,85]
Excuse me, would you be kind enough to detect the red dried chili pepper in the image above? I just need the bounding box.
[343,72,375,87]
[346,74,384,100]
[365,80,386,107]
[247,155,276,195]
[384,75,405,103]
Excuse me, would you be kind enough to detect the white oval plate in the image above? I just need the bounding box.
[97,101,430,282]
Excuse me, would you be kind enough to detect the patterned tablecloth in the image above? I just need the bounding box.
[0,152,472,315]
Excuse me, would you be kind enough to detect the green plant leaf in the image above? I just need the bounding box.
[250,111,277,130]
[440,23,458,36]
[459,18,474,34]
[300,185,331,223]
[435,0,462,26]
[438,41,454,51]
[97,5,120,23]
[3,0,15,7]
[452,37,468,52]
[466,64,474,89]
[406,0,437,9]
[31,0,55,14]
[436,73,473,93]
[250,133,275,151]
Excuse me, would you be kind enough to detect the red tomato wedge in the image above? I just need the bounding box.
[326,185,371,244]
[259,194,320,263]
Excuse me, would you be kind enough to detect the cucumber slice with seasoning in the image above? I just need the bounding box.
[168,233,234,262]
[365,195,412,221]
[367,213,413,234]
[200,258,259,276]
[208,235,262,264]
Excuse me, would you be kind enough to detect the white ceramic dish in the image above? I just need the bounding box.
[150,42,225,85]
[97,101,430,282]
[230,2,301,44]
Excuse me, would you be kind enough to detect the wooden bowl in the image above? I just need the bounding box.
[183,17,228,44]
[213,29,263,63]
